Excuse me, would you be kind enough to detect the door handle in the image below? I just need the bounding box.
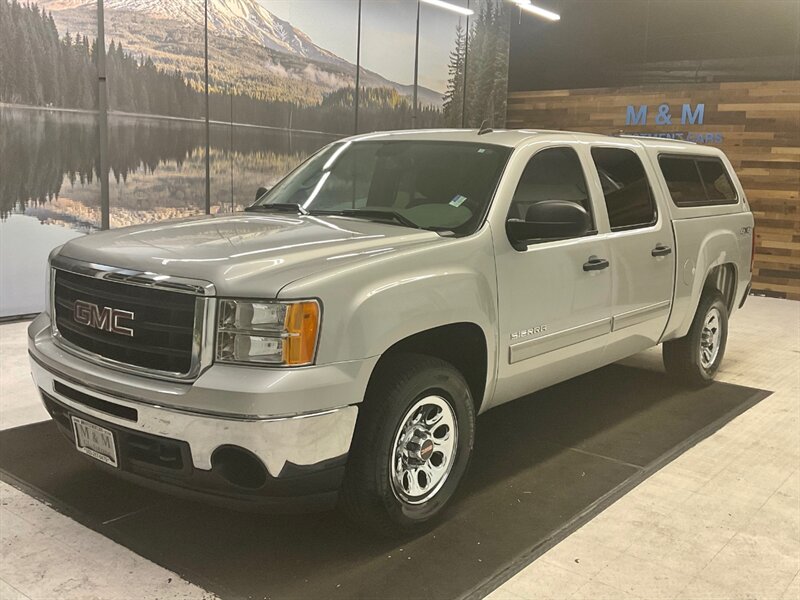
[583,257,610,272]
[651,244,673,257]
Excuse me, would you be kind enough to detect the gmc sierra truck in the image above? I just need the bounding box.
[28,129,754,534]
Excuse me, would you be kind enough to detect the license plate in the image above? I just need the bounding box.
[71,416,118,468]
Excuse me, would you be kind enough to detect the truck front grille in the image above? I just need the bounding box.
[54,269,197,375]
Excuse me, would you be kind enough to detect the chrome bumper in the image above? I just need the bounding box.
[28,313,372,480]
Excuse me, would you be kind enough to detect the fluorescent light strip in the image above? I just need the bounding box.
[421,0,474,16]
[517,1,561,21]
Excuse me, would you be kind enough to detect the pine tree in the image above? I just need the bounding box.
[491,4,510,126]
[0,0,445,135]
[442,22,465,127]
[443,0,509,128]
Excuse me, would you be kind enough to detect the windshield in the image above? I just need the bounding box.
[253,140,512,234]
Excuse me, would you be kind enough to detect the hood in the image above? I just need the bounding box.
[58,213,444,297]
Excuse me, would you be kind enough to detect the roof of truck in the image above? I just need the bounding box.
[345,128,725,156]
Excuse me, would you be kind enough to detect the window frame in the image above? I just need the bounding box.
[658,153,739,208]
[505,145,598,246]
[589,145,659,232]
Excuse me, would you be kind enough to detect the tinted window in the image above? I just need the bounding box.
[509,147,593,229]
[591,147,657,230]
[659,155,738,206]
[697,159,737,202]
[659,156,707,205]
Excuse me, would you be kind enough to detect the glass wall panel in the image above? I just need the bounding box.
[0,0,510,318]
[104,0,207,225]
[359,0,418,132]
[419,0,468,127]
[209,0,355,212]
[463,0,510,127]
[0,0,99,316]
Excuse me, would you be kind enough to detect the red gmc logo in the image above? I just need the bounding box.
[73,300,135,337]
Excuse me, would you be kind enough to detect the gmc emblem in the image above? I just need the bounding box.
[73,300,135,337]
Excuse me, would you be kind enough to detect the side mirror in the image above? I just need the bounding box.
[255,187,269,202]
[506,200,591,250]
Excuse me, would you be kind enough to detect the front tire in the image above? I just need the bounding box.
[663,290,729,386]
[340,353,475,536]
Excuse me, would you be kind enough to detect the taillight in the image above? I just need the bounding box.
[750,225,756,273]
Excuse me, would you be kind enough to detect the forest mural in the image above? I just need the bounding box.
[0,0,510,316]
[443,6,510,128]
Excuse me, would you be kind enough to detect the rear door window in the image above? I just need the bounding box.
[591,147,657,230]
[659,155,738,207]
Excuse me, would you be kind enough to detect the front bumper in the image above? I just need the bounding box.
[28,313,376,510]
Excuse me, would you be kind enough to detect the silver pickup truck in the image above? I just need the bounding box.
[28,129,754,534]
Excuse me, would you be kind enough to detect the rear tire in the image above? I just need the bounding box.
[340,353,475,536]
[663,290,728,387]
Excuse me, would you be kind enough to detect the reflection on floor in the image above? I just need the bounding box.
[0,296,798,600]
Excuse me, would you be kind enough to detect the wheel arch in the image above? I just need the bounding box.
[663,221,744,341]
[704,262,738,314]
[667,260,738,341]
[370,322,489,414]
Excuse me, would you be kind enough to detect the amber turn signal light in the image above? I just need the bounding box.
[283,301,320,365]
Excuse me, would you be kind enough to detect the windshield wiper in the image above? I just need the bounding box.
[310,209,419,229]
[244,203,309,215]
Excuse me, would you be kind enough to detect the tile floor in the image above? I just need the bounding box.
[489,296,800,600]
[1,296,798,600]
[0,321,214,600]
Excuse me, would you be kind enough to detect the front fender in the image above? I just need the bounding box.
[279,229,498,366]
[341,269,495,360]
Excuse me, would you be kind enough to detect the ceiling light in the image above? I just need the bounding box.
[518,2,561,21]
[421,0,474,16]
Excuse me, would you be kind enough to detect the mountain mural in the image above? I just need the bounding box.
[38,0,444,107]
[0,0,510,320]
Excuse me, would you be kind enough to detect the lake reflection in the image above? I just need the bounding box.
[0,106,336,316]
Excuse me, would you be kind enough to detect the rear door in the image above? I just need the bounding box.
[587,143,676,360]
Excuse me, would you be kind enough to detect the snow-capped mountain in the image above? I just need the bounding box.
[44,0,344,66]
[109,0,347,67]
[38,0,444,106]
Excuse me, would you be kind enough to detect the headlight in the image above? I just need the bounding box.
[216,299,321,366]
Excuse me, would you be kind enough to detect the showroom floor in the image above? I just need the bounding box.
[1,295,798,600]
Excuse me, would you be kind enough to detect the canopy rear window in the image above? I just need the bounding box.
[658,155,738,207]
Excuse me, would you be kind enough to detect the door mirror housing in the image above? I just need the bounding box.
[255,187,270,202]
[506,200,591,250]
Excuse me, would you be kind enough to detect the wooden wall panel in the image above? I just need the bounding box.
[507,80,800,300]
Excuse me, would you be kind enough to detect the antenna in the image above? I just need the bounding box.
[477,120,493,135]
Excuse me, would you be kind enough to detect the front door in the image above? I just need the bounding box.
[587,144,676,361]
[490,145,613,409]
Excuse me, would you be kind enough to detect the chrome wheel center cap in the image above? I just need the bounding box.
[401,430,434,464]
[419,438,435,461]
